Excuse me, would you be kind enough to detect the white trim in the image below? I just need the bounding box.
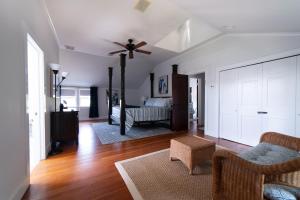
[9,177,29,200]
[226,32,300,37]
[216,48,300,72]
[114,149,169,200]
[188,73,207,133]
[27,33,47,165]
[41,0,61,47]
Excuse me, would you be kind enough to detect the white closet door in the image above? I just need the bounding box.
[237,64,263,146]
[220,69,239,142]
[262,57,297,136]
[297,56,300,137]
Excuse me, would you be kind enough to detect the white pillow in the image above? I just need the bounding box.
[145,98,155,106]
[145,98,172,108]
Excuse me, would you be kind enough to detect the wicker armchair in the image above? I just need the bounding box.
[212,132,300,200]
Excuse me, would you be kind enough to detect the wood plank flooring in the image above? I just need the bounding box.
[22,122,250,200]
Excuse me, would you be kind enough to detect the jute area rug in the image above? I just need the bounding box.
[115,149,215,200]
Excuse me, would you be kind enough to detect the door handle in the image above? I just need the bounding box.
[257,111,268,114]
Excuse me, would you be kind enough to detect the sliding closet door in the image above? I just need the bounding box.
[297,56,300,137]
[262,57,297,136]
[237,64,263,146]
[220,70,238,142]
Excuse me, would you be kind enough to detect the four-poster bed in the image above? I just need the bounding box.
[107,44,188,134]
[107,57,172,134]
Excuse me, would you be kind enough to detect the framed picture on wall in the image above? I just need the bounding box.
[158,75,168,94]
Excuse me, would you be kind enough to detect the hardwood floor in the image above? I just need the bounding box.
[22,122,250,200]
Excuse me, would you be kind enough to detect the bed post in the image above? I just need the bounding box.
[120,54,126,135]
[108,67,113,125]
[150,73,154,98]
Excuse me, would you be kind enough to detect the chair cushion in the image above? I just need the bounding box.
[264,184,300,200]
[239,142,300,165]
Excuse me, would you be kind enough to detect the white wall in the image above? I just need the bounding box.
[138,74,151,104]
[59,49,144,120]
[0,0,59,199]
[140,34,300,137]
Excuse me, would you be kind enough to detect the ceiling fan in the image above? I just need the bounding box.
[108,39,152,59]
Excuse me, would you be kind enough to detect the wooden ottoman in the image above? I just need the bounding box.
[170,135,216,175]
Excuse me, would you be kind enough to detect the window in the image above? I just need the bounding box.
[79,89,90,107]
[60,87,90,111]
[61,88,77,111]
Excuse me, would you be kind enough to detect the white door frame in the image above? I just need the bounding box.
[188,72,206,131]
[26,34,46,165]
[216,48,300,139]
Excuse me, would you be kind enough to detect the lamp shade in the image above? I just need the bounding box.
[49,63,61,71]
[61,71,69,78]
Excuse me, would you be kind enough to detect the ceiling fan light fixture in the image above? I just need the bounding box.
[134,0,151,12]
[108,39,151,58]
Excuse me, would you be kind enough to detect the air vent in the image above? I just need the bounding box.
[134,0,151,12]
[65,45,75,51]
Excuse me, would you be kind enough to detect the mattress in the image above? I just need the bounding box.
[111,106,171,131]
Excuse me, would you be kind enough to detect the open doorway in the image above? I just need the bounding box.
[27,34,46,172]
[189,73,205,132]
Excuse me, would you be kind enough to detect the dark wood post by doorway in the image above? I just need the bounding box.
[150,73,154,98]
[172,64,178,75]
[108,67,113,125]
[120,54,126,135]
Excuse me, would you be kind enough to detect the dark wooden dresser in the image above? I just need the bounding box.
[51,111,79,145]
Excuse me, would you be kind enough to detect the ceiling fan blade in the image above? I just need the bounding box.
[113,42,128,49]
[135,49,152,55]
[129,51,134,59]
[108,50,127,55]
[134,41,147,49]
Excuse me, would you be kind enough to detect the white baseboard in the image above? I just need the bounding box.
[10,176,29,200]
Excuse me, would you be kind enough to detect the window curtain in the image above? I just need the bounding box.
[89,87,99,118]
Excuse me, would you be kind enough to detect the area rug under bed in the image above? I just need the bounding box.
[115,149,214,200]
[92,122,173,144]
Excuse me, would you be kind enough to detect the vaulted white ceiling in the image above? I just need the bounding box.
[173,0,300,33]
[45,0,190,62]
[45,0,300,88]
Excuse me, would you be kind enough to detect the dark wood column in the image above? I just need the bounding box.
[108,67,113,125]
[150,73,154,98]
[120,54,126,135]
[172,64,178,75]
